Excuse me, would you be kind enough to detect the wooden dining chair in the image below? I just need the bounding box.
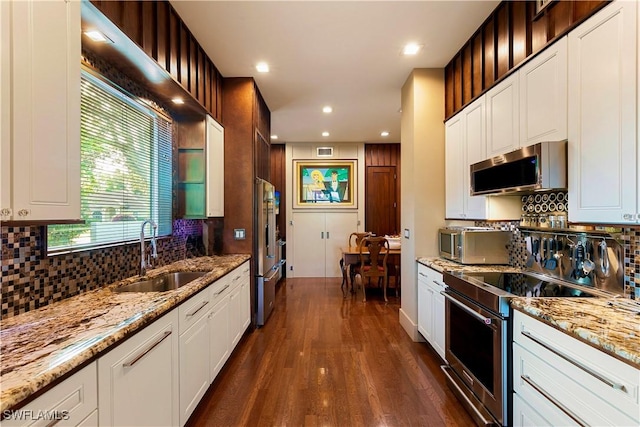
[354,236,390,302]
[341,232,372,296]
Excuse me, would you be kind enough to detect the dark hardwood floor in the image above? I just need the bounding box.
[187,278,474,427]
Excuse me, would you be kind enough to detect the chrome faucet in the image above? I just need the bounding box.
[140,219,158,276]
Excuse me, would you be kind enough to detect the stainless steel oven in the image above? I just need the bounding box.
[442,272,511,427]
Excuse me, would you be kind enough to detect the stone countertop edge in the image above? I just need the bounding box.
[511,298,640,370]
[417,256,640,371]
[0,254,251,412]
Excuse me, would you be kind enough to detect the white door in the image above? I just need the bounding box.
[324,212,358,277]
[291,212,326,277]
[486,73,519,157]
[568,1,637,223]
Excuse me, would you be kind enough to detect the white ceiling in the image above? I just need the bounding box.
[169,1,500,144]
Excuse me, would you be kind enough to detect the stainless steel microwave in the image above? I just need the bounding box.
[439,227,511,264]
[470,141,567,196]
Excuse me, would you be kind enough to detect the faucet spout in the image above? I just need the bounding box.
[140,219,158,276]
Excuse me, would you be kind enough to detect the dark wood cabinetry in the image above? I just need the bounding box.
[444,0,608,120]
[90,0,223,122]
[221,78,271,256]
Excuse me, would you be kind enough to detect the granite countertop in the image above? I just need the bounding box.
[416,256,521,274]
[0,254,250,412]
[511,297,640,370]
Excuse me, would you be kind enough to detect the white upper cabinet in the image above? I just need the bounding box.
[486,73,520,157]
[206,115,224,217]
[519,36,568,145]
[445,113,465,219]
[445,97,521,220]
[1,1,10,220]
[568,0,637,223]
[6,0,81,221]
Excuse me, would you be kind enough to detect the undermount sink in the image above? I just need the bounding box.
[113,271,209,293]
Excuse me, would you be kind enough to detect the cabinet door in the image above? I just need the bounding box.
[10,0,80,221]
[519,36,568,145]
[445,114,465,219]
[179,313,210,426]
[291,212,326,277]
[568,1,637,224]
[206,115,224,217]
[240,271,251,330]
[2,362,97,427]
[1,1,10,220]
[464,96,488,219]
[431,281,446,361]
[209,296,230,382]
[512,392,572,427]
[417,273,432,341]
[324,212,358,278]
[98,310,179,427]
[486,73,519,157]
[228,282,243,349]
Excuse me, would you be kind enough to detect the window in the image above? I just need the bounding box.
[48,70,172,254]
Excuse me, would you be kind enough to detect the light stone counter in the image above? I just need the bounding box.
[511,297,640,370]
[417,256,640,369]
[0,254,250,412]
[416,256,520,274]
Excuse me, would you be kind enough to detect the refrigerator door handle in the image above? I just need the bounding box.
[263,266,280,282]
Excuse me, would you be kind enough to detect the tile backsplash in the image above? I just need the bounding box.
[1,220,204,319]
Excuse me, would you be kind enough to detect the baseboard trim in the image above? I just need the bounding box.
[399,308,424,342]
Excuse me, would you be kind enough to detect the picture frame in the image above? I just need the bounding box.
[534,0,555,18]
[293,160,357,209]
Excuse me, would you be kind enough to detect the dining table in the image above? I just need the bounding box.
[340,245,401,297]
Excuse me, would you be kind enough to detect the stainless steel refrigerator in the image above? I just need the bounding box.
[256,178,281,326]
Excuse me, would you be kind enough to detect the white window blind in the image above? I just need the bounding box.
[48,71,172,254]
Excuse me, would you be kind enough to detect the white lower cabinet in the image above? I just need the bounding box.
[178,286,211,426]
[228,264,250,349]
[98,310,179,427]
[2,362,97,427]
[512,310,639,427]
[209,294,230,382]
[416,263,446,361]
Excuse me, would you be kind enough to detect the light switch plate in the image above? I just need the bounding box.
[403,229,410,239]
[234,229,246,240]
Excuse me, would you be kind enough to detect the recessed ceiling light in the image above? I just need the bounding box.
[322,106,333,113]
[84,30,112,43]
[381,131,390,137]
[402,43,422,55]
[256,62,270,73]
[322,131,330,137]
[172,97,185,105]
[271,135,278,140]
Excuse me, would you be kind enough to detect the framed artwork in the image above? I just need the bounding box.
[293,160,357,209]
[534,0,555,18]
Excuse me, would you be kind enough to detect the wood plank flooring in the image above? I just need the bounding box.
[187,278,474,427]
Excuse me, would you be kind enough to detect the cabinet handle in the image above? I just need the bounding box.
[434,280,446,288]
[418,272,428,278]
[521,330,625,391]
[321,231,324,239]
[214,284,230,296]
[442,292,492,325]
[44,417,63,427]
[186,300,209,317]
[122,330,172,368]
[326,232,330,239]
[521,375,588,427]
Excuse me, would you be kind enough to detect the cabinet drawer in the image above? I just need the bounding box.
[3,362,97,427]
[178,286,211,335]
[210,274,232,306]
[513,310,639,424]
[228,261,250,290]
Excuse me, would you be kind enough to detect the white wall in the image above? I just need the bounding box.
[285,142,365,277]
[399,69,445,341]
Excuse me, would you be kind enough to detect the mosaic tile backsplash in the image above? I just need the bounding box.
[1,220,204,319]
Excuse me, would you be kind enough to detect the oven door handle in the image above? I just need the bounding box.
[441,291,492,325]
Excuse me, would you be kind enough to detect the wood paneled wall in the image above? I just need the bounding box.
[90,0,224,122]
[444,0,608,120]
[270,145,286,242]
